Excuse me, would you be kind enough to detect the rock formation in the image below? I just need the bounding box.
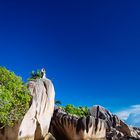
[49,106,140,140]
[0,106,140,140]
[0,69,140,140]
[48,106,140,140]
[18,77,55,140]
[49,107,106,140]
[89,105,140,140]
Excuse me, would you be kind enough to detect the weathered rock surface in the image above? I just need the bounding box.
[18,78,55,140]
[89,105,140,140]
[0,106,140,140]
[49,107,106,140]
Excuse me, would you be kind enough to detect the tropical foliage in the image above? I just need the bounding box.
[0,67,31,127]
[63,104,88,117]
[28,69,42,81]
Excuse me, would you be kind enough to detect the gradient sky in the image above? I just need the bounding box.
[0,0,140,114]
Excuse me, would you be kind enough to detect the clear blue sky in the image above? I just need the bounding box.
[0,0,140,112]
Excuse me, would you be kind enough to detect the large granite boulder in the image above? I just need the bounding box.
[89,105,140,139]
[49,107,106,140]
[0,105,140,140]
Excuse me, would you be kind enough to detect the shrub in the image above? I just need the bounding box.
[0,67,31,127]
[63,104,88,117]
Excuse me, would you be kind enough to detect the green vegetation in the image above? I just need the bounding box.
[28,69,42,81]
[63,104,88,117]
[0,67,31,127]
[0,67,88,128]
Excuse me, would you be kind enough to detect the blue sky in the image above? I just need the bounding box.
[0,0,140,124]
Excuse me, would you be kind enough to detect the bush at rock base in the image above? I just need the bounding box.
[0,66,31,127]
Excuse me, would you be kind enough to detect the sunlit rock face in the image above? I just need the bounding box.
[18,78,55,140]
[49,107,106,140]
[0,106,140,140]
[89,105,120,129]
[89,105,140,140]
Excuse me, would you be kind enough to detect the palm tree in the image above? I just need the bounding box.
[28,70,42,81]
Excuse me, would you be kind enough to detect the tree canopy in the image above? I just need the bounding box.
[0,67,31,127]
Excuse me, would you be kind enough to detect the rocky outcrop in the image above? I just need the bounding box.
[49,107,106,140]
[0,106,140,140]
[48,106,140,140]
[18,78,55,140]
[89,106,140,140]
